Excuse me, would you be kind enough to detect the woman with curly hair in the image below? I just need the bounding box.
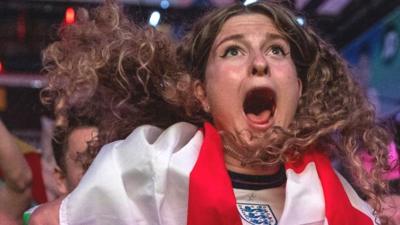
[31,1,395,225]
[30,0,188,224]
[173,1,394,225]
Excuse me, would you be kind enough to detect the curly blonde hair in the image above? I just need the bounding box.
[40,0,395,223]
[41,0,188,166]
[173,1,394,223]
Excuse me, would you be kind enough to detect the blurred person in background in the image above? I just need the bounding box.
[362,140,400,224]
[0,119,32,224]
[28,0,185,223]
[23,117,98,225]
[29,0,187,223]
[51,122,98,196]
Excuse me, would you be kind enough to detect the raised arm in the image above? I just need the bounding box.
[0,120,32,220]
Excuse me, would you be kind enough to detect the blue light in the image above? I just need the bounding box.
[160,0,170,9]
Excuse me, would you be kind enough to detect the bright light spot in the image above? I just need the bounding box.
[65,7,75,25]
[160,0,170,9]
[149,11,161,27]
[243,0,257,6]
[296,17,305,26]
[0,61,3,73]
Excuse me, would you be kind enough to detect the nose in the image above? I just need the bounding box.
[251,54,269,76]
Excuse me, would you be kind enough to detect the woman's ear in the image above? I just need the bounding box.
[297,78,303,97]
[53,166,68,196]
[194,80,210,112]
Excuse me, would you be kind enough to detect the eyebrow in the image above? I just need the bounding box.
[214,33,286,49]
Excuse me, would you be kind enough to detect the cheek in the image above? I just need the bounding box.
[274,60,299,88]
[203,65,241,127]
[204,77,240,111]
[274,63,301,112]
[277,82,301,124]
[65,160,84,184]
[66,169,84,190]
[205,63,223,85]
[279,79,301,103]
[205,58,245,82]
[205,63,243,91]
[272,59,297,75]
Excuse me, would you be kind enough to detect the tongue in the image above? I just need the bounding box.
[246,110,272,124]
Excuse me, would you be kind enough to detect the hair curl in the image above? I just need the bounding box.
[41,0,188,168]
[173,1,394,223]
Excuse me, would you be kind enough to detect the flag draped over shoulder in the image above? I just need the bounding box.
[60,122,377,225]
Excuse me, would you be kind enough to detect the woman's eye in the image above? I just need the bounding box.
[268,45,288,57]
[222,46,241,57]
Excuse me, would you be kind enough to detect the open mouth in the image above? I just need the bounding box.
[243,87,276,125]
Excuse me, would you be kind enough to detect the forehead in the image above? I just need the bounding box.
[215,13,279,41]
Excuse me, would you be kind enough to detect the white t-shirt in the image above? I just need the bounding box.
[228,166,286,225]
[235,186,285,225]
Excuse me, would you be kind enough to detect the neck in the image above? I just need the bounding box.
[224,154,281,176]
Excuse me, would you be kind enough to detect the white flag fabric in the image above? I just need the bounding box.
[60,122,202,225]
[59,122,378,225]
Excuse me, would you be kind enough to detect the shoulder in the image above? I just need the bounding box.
[0,211,18,225]
[29,198,62,225]
[123,122,199,145]
[113,122,201,155]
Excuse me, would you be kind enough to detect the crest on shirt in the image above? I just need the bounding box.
[237,203,277,225]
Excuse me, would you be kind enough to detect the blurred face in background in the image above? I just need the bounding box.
[54,126,98,194]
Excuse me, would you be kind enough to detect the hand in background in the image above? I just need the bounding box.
[0,120,32,223]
